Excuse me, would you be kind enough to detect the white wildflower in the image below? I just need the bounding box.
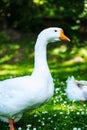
[77,128,81,130]
[33,128,37,130]
[26,124,31,130]
[18,127,22,130]
[76,112,80,115]
[53,114,57,117]
[34,114,37,117]
[81,111,85,115]
[73,128,77,130]
[51,120,53,123]
[60,112,63,115]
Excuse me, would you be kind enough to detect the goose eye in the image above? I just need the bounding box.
[54,30,57,32]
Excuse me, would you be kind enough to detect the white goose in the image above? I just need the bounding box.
[0,27,70,130]
[66,76,87,101]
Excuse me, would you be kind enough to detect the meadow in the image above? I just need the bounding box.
[0,32,87,130]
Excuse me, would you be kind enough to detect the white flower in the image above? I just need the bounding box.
[42,111,48,114]
[72,100,75,103]
[81,111,85,115]
[73,128,77,130]
[42,117,45,120]
[76,112,80,115]
[51,120,53,123]
[60,112,63,115]
[64,123,66,126]
[26,124,32,130]
[67,110,70,115]
[53,114,57,117]
[65,116,68,119]
[34,114,37,117]
[41,121,45,126]
[85,125,87,127]
[38,119,41,122]
[48,117,51,120]
[63,101,67,104]
[53,100,56,104]
[60,98,63,101]
[26,124,31,128]
[33,128,37,130]
[55,88,60,92]
[18,127,22,130]
[83,104,86,107]
[77,128,81,130]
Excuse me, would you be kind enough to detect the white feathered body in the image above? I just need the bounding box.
[0,27,70,124]
[0,71,54,122]
[65,76,87,101]
[0,76,54,123]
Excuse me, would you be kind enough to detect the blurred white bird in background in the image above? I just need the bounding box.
[66,76,87,101]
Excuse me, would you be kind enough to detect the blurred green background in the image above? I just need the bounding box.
[0,0,86,33]
[0,0,87,130]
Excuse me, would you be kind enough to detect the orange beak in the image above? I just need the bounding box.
[60,30,70,42]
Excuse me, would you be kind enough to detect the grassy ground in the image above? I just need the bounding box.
[0,33,87,130]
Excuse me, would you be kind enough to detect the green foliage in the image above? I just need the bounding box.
[0,0,86,32]
[0,31,10,43]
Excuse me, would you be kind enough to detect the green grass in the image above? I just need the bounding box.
[0,34,87,130]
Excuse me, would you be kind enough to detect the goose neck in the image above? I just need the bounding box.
[34,38,48,70]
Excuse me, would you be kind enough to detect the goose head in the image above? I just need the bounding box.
[37,27,70,44]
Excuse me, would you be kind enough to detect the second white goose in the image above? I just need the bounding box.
[66,76,87,101]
